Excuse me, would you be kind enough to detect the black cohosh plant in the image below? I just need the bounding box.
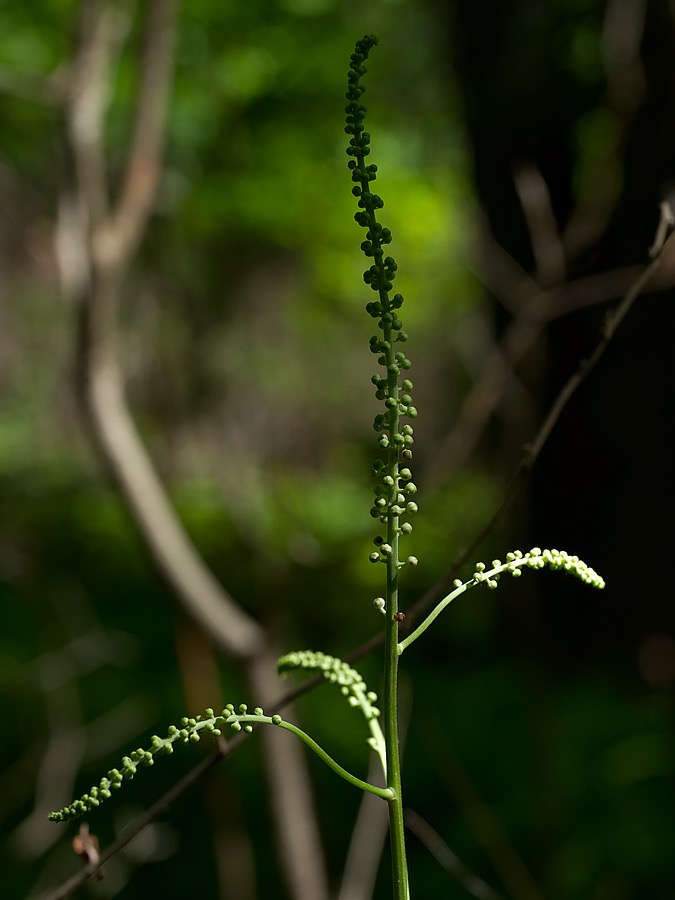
[49,35,605,899]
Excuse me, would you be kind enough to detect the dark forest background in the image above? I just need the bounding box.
[2,1,675,898]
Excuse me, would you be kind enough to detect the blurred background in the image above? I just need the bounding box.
[2,1,675,898]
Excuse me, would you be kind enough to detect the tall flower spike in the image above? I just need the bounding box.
[346,36,418,578]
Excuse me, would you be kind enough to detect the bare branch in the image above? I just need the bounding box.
[41,737,237,900]
[247,652,330,900]
[524,208,673,467]
[67,0,128,230]
[428,242,675,483]
[410,202,675,623]
[54,6,331,897]
[405,810,504,900]
[108,0,178,264]
[513,163,566,287]
[337,763,389,900]
[601,0,648,115]
[61,0,265,659]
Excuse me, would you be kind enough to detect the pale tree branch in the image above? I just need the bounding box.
[109,0,176,263]
[337,759,389,900]
[64,0,265,660]
[513,163,566,288]
[601,0,648,115]
[336,689,414,900]
[54,2,330,898]
[247,652,330,900]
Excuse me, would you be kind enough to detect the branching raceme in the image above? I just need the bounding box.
[49,699,393,824]
[48,33,605,900]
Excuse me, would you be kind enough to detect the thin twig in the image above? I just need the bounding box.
[513,163,566,287]
[405,809,504,900]
[428,251,673,482]
[107,0,177,264]
[41,737,238,900]
[407,201,674,623]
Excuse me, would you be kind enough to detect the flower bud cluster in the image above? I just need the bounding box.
[345,35,419,569]
[470,547,606,592]
[48,705,268,822]
[278,650,380,721]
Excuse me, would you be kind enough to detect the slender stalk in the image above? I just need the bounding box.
[382,323,409,899]
[274,719,394,801]
[345,35,416,898]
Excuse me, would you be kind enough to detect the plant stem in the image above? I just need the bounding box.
[345,35,412,896]
[383,319,410,900]
[272,719,394,801]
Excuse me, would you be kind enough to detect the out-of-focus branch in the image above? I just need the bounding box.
[337,762,389,900]
[109,0,175,263]
[563,0,647,258]
[247,651,329,900]
[601,0,648,115]
[55,3,330,899]
[513,164,566,288]
[411,202,675,623]
[524,202,674,466]
[63,0,264,660]
[405,810,504,900]
[428,233,675,483]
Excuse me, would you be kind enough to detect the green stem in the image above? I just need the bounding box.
[397,580,469,655]
[382,318,410,900]
[270,718,394,800]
